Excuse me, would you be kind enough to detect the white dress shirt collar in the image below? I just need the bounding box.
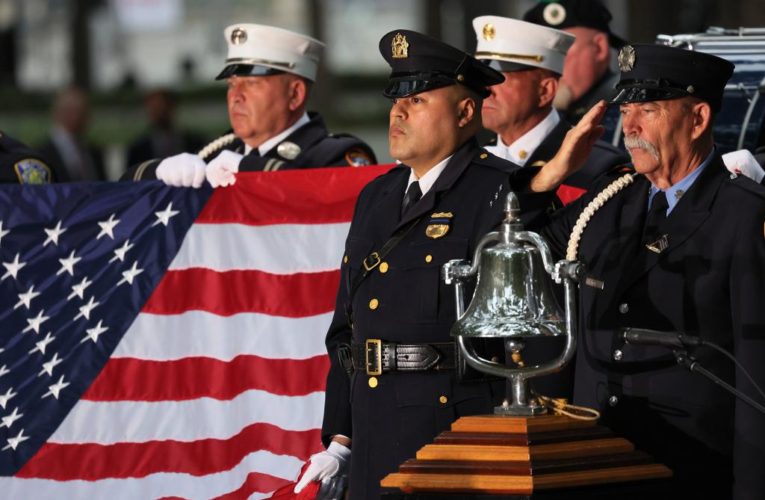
[491,109,560,166]
[404,154,453,196]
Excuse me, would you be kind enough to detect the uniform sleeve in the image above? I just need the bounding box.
[120,158,161,181]
[311,137,377,169]
[730,198,765,499]
[321,188,371,446]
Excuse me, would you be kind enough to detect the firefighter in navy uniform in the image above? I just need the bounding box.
[540,45,765,499]
[474,15,628,196]
[0,132,54,184]
[124,24,376,186]
[293,30,606,499]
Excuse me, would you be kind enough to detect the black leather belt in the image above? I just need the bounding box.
[351,340,456,375]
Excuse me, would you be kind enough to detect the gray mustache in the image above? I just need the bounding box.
[624,135,660,160]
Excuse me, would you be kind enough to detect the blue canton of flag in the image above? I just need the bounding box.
[0,181,211,475]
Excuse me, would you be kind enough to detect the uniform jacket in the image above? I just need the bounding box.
[0,132,55,184]
[542,156,765,499]
[124,112,376,180]
[321,138,553,499]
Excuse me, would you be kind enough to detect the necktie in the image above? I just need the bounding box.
[401,181,422,218]
[643,190,668,243]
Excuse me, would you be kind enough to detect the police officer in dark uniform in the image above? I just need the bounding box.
[293,29,606,499]
[541,44,765,499]
[524,0,625,125]
[0,132,54,184]
[474,15,628,199]
[124,23,376,186]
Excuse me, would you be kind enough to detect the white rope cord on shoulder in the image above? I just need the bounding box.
[197,133,237,161]
[565,173,637,262]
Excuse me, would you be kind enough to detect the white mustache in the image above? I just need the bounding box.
[624,135,660,161]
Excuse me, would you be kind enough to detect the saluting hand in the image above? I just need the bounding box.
[530,100,608,193]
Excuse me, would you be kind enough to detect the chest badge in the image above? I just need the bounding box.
[426,212,453,239]
[276,141,301,160]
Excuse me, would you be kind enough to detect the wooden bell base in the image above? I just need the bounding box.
[380,414,671,496]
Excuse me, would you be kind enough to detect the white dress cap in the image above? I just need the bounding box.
[472,16,575,75]
[217,24,325,82]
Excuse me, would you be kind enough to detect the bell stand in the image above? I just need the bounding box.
[381,193,672,497]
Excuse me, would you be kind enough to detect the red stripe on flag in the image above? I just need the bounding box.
[143,269,340,317]
[18,423,322,481]
[197,165,395,226]
[83,355,330,401]
[211,472,295,500]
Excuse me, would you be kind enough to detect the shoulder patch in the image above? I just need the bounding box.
[14,158,51,184]
[344,147,373,167]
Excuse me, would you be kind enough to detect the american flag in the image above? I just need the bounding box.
[0,165,391,499]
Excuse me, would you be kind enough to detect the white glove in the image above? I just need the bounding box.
[722,149,765,184]
[206,150,243,188]
[155,153,207,188]
[294,441,351,495]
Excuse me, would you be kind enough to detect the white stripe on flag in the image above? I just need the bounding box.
[51,391,325,444]
[169,222,350,273]
[114,311,332,361]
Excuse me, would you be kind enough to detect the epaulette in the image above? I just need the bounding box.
[727,172,765,199]
[473,149,520,173]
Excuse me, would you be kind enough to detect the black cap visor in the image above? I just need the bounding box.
[215,63,286,81]
[609,82,690,106]
[383,73,458,98]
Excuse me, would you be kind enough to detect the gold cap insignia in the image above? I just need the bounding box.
[277,141,301,160]
[392,32,409,59]
[230,27,248,45]
[482,23,496,41]
[618,45,636,72]
[543,3,566,26]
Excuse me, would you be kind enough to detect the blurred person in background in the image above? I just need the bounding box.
[523,0,625,125]
[38,86,106,181]
[125,24,376,187]
[125,88,207,168]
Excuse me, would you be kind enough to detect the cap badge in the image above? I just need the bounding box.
[392,32,409,59]
[618,45,636,72]
[230,27,248,45]
[277,141,301,160]
[482,23,496,41]
[543,3,566,26]
[425,212,453,239]
[686,85,695,94]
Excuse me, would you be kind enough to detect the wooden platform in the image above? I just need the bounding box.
[381,414,672,495]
